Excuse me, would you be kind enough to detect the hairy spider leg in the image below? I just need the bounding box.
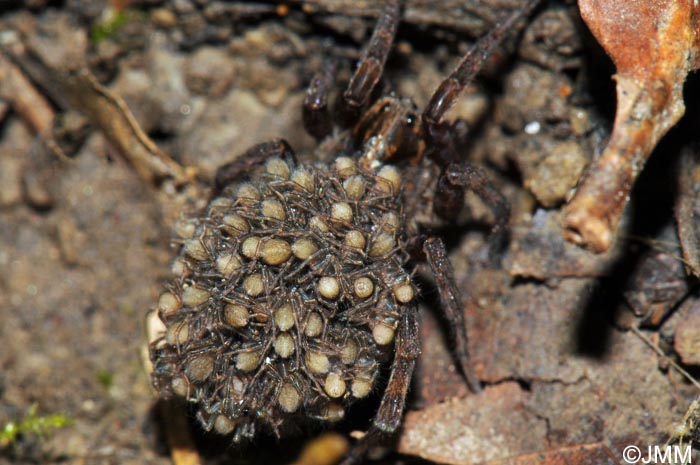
[444,162,510,263]
[338,3,537,456]
[340,303,420,465]
[206,2,538,462]
[420,0,542,253]
[214,139,295,192]
[338,0,402,126]
[303,59,338,140]
[423,237,482,392]
[423,0,543,127]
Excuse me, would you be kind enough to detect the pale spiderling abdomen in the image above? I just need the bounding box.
[150,154,417,440]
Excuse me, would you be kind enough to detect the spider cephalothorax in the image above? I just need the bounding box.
[149,0,540,459]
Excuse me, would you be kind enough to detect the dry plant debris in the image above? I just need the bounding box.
[1,2,700,465]
[289,432,349,465]
[399,382,547,464]
[676,146,700,277]
[3,18,193,187]
[674,299,700,365]
[564,0,700,252]
[0,51,54,135]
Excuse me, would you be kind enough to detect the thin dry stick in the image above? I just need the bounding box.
[160,401,203,465]
[0,51,54,134]
[632,325,700,454]
[622,233,697,272]
[0,50,70,162]
[56,68,195,186]
[3,41,195,187]
[630,326,700,391]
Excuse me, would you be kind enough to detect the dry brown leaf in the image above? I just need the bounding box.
[674,299,700,365]
[508,210,622,279]
[398,382,547,465]
[404,328,682,465]
[563,0,700,252]
[480,442,623,465]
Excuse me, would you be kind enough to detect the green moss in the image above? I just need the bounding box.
[96,368,114,390]
[0,403,73,447]
[90,9,140,44]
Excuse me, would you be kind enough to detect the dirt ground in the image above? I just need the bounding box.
[1,1,699,464]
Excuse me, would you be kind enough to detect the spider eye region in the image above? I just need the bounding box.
[355,99,426,164]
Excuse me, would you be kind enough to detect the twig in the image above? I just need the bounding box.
[159,402,203,465]
[2,36,194,187]
[563,0,700,252]
[0,51,55,134]
[630,326,700,392]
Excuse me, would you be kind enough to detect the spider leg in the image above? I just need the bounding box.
[341,303,420,465]
[423,236,483,393]
[417,2,537,263]
[422,0,542,127]
[338,0,402,126]
[438,162,510,263]
[303,59,338,140]
[214,139,295,192]
[373,304,420,432]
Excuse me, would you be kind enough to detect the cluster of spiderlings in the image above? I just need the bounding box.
[149,154,417,440]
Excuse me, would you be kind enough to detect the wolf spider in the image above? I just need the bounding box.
[149,0,540,462]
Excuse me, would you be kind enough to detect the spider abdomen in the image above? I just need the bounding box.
[150,155,416,439]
